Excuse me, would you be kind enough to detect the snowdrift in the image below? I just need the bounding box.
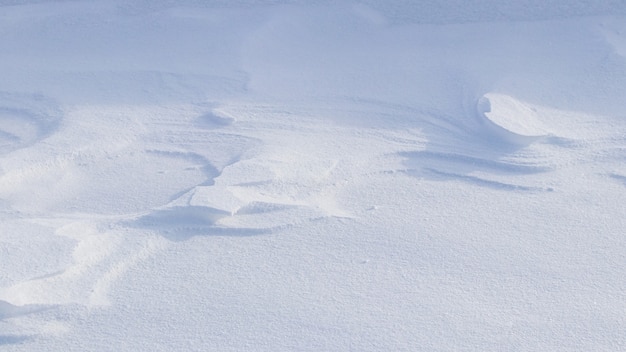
[1,1,626,351]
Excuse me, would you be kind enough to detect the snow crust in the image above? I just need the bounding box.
[1,1,626,350]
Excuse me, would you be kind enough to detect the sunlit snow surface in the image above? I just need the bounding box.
[1,1,626,350]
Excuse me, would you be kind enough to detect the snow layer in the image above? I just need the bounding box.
[1,1,626,350]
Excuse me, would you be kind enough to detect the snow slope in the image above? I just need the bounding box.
[1,0,626,350]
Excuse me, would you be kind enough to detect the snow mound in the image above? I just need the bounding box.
[196,110,234,129]
[477,93,549,144]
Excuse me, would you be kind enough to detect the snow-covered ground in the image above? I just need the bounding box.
[1,0,626,350]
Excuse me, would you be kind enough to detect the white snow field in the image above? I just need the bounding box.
[1,0,626,350]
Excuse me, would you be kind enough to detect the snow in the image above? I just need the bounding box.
[1,0,626,350]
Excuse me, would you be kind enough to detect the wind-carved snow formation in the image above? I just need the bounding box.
[477,93,550,144]
[1,1,626,350]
